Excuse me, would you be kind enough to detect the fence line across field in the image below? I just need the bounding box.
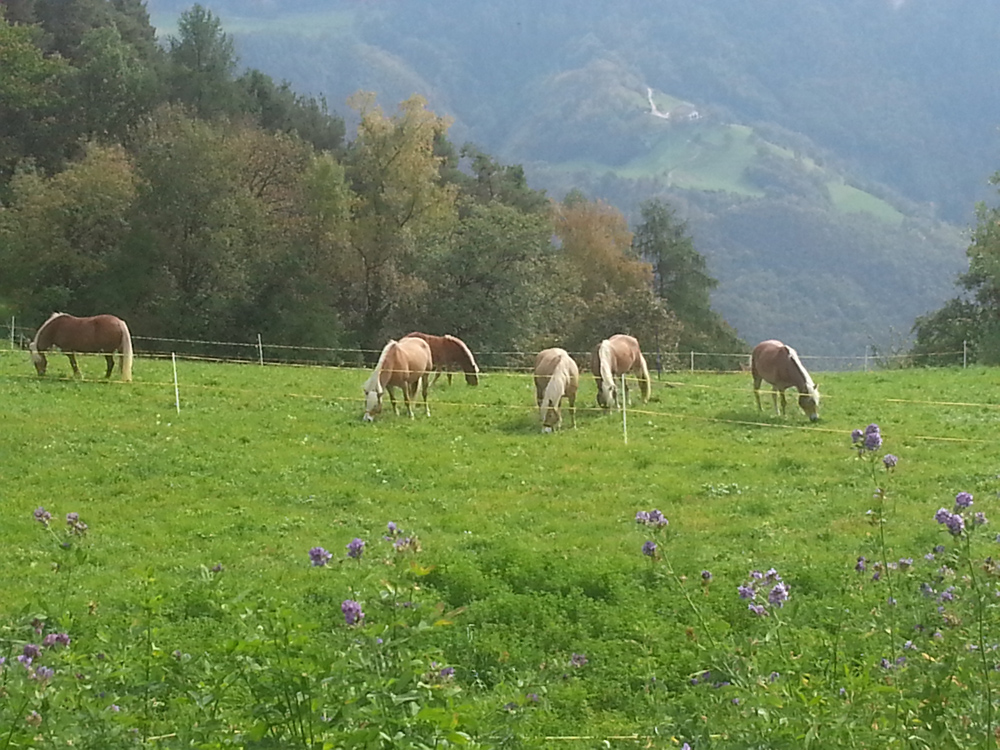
[5,348,993,408]
[4,351,996,446]
[5,319,968,372]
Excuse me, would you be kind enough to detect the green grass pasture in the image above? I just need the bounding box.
[2,350,1000,747]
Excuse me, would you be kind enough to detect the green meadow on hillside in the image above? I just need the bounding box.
[2,349,1000,747]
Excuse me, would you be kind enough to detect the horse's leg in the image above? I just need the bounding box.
[446,370,453,386]
[753,377,764,411]
[403,382,415,419]
[569,392,577,429]
[104,355,115,378]
[421,374,430,417]
[431,369,443,386]
[771,387,780,416]
[778,389,787,416]
[67,353,81,378]
[388,386,400,416]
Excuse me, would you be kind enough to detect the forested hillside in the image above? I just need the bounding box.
[139,0,988,360]
[1,1,743,367]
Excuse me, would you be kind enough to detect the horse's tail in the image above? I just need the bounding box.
[540,357,569,425]
[119,318,134,382]
[636,351,651,402]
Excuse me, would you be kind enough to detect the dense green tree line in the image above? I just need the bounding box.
[911,172,1000,366]
[0,1,742,365]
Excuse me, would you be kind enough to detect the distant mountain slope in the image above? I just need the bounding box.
[145,0,979,361]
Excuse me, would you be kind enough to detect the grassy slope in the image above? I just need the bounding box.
[3,349,998,741]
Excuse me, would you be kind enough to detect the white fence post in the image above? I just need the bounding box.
[172,353,181,413]
[690,351,694,372]
[621,374,628,445]
[257,333,264,366]
[9,316,13,350]
[963,340,968,369]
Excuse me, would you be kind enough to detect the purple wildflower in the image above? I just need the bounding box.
[386,521,398,535]
[22,644,41,660]
[440,666,455,679]
[33,507,52,527]
[737,584,755,600]
[934,545,946,553]
[945,513,965,537]
[32,666,54,682]
[527,692,539,702]
[570,653,588,668]
[955,492,974,510]
[768,582,790,608]
[851,428,863,444]
[346,537,365,560]
[975,512,988,527]
[309,546,332,567]
[855,556,867,573]
[211,563,224,573]
[110,704,120,712]
[701,570,713,582]
[935,508,952,524]
[341,599,364,626]
[769,671,780,682]
[883,454,898,469]
[66,512,79,524]
[647,509,668,528]
[864,423,882,451]
[642,540,657,557]
[898,558,913,571]
[748,603,769,617]
[26,710,42,727]
[635,510,650,524]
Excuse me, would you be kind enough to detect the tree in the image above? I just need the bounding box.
[415,201,557,363]
[344,93,458,354]
[0,14,71,191]
[0,142,138,320]
[914,171,1000,365]
[69,25,160,145]
[633,198,746,368]
[166,4,239,120]
[456,145,550,216]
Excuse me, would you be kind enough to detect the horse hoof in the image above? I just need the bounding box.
[542,426,553,434]
[362,413,374,422]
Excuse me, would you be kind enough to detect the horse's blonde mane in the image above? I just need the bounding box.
[597,339,615,387]
[363,340,395,395]
[786,345,820,404]
[32,312,68,345]
[445,334,479,373]
[541,352,573,419]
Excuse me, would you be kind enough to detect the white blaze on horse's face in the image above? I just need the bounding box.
[363,387,382,421]
[597,381,616,409]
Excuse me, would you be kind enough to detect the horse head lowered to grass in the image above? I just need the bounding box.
[362,337,433,421]
[751,339,820,421]
[590,334,651,410]
[402,332,480,386]
[534,347,579,432]
[29,312,134,382]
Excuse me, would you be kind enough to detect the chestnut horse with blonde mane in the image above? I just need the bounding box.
[29,313,134,382]
[362,338,433,421]
[751,339,820,421]
[534,348,579,432]
[590,334,651,409]
[402,332,480,386]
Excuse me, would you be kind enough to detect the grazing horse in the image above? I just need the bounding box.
[590,334,651,409]
[29,312,134,382]
[402,332,480,386]
[751,339,820,421]
[362,337,433,421]
[534,348,579,432]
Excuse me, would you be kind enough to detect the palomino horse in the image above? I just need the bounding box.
[29,312,134,382]
[751,339,820,421]
[362,337,433,421]
[402,332,480,386]
[533,348,579,432]
[590,334,651,409]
